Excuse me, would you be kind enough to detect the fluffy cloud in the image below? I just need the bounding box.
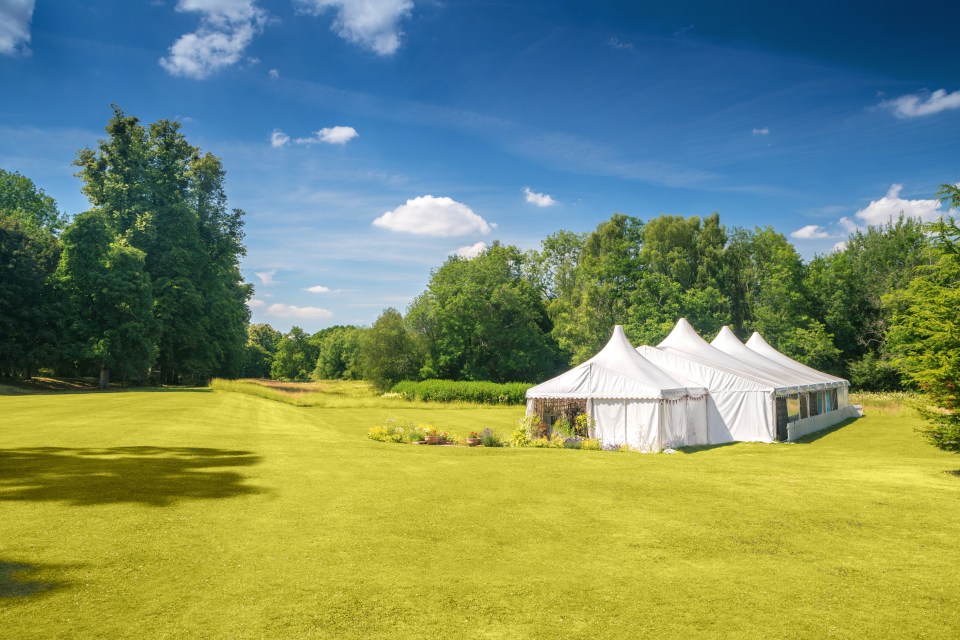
[524,187,556,208]
[248,298,266,309]
[305,285,331,293]
[453,242,487,259]
[295,0,413,55]
[373,195,492,236]
[268,68,279,78]
[254,270,277,286]
[881,89,960,119]
[295,126,359,145]
[270,129,290,148]
[790,225,831,240]
[160,0,267,79]
[752,127,770,135]
[0,0,33,56]
[855,184,948,225]
[265,303,334,319]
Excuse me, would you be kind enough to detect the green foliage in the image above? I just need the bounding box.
[389,379,531,404]
[407,242,567,382]
[479,427,506,447]
[73,107,250,383]
[885,190,960,452]
[0,214,60,377]
[243,323,282,378]
[313,325,366,380]
[270,327,319,381]
[367,419,428,444]
[360,308,424,392]
[55,210,157,386]
[0,168,65,232]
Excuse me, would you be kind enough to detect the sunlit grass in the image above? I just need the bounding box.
[1,389,958,639]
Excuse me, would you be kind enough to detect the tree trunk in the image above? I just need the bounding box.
[99,366,110,390]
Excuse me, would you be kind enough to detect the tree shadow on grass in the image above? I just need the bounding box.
[0,560,68,599]
[0,447,264,507]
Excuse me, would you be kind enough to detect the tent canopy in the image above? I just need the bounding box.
[710,326,829,392]
[527,325,705,400]
[745,332,847,388]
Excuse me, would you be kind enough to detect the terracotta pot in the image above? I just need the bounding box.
[466,437,482,447]
[424,435,441,445]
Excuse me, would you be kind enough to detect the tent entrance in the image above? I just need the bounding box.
[530,398,587,433]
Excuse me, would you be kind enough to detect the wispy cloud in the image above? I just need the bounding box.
[452,241,487,259]
[0,0,34,56]
[295,0,413,55]
[524,187,557,208]
[254,270,277,286]
[270,129,290,148]
[607,36,634,52]
[265,303,333,319]
[373,195,493,237]
[880,88,960,118]
[294,125,358,145]
[248,298,266,309]
[305,285,337,293]
[268,68,279,79]
[160,0,267,79]
[752,127,769,135]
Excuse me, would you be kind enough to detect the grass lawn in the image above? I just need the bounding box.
[1,386,959,639]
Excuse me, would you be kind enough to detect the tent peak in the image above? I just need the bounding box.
[657,317,709,350]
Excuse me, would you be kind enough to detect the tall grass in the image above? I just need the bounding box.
[389,379,531,405]
[210,378,483,409]
[851,390,917,415]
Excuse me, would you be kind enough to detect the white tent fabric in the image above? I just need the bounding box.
[711,326,830,392]
[526,326,708,451]
[638,319,784,443]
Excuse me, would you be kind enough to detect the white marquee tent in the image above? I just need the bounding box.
[637,319,856,443]
[526,325,709,451]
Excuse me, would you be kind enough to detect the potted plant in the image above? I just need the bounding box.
[466,431,482,446]
[422,425,448,445]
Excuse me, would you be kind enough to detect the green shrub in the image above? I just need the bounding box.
[389,379,532,405]
[581,438,601,451]
[480,428,506,447]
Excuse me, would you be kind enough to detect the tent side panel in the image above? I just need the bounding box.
[627,400,659,451]
[592,400,627,447]
[710,390,776,443]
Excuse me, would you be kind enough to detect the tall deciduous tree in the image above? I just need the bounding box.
[313,325,365,380]
[244,323,282,378]
[56,211,156,387]
[0,168,66,232]
[0,215,60,377]
[270,327,320,382]
[74,106,251,383]
[360,309,423,392]
[407,242,566,382]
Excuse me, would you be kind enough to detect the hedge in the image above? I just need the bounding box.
[389,379,531,405]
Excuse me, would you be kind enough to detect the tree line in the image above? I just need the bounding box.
[1,108,956,450]
[0,107,250,386]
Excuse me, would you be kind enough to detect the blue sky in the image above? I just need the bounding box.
[2,0,959,332]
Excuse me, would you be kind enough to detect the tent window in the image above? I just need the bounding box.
[530,398,587,434]
[808,392,819,417]
[831,389,839,411]
[799,394,809,419]
[787,394,801,423]
[775,397,789,441]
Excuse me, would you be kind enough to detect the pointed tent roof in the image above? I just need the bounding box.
[526,325,705,400]
[745,331,847,386]
[711,326,828,391]
[649,318,784,390]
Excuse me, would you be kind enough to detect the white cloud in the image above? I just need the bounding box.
[790,225,831,240]
[265,303,334,319]
[881,89,960,119]
[855,184,948,225]
[373,195,493,237]
[838,216,860,234]
[453,242,487,259]
[607,37,634,52]
[833,241,847,253]
[295,0,413,55]
[268,68,279,78]
[0,0,33,56]
[160,0,267,79]
[248,298,266,309]
[524,187,557,208]
[295,125,359,145]
[270,129,290,148]
[255,270,277,286]
[305,285,331,293]
[752,127,770,135]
